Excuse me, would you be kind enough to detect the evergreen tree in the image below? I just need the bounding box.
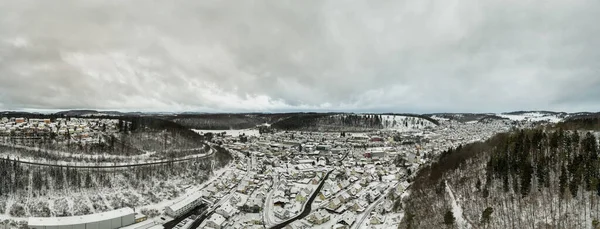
[481,207,493,224]
[444,210,455,228]
[559,165,568,198]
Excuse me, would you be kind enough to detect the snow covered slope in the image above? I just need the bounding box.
[380,115,437,131]
[497,111,566,123]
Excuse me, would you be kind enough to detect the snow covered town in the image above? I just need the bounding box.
[0,112,568,229]
[186,115,517,229]
[0,117,120,143]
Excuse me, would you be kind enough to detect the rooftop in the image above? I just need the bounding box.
[168,192,203,212]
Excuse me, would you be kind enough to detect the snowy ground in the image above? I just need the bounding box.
[446,181,471,229]
[380,115,437,131]
[497,112,564,123]
[0,151,229,222]
[193,129,260,137]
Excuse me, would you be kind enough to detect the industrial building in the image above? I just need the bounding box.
[27,207,135,229]
[119,219,162,229]
[165,192,203,217]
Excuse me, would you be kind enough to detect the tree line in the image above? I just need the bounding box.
[400,128,600,228]
[0,145,232,198]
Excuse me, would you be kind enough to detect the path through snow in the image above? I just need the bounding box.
[446,181,471,229]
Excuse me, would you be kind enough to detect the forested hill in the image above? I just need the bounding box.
[556,115,600,130]
[399,128,600,229]
[271,113,438,132]
[162,113,291,130]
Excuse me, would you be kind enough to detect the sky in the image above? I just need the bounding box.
[1,0,599,113]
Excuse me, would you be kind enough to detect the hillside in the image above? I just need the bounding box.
[271,113,437,132]
[426,113,500,123]
[0,116,208,161]
[557,114,600,130]
[162,113,293,130]
[497,111,568,123]
[398,129,600,229]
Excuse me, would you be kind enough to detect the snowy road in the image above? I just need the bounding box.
[352,181,399,229]
[446,181,472,229]
[263,173,281,227]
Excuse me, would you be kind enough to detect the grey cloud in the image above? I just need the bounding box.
[0,0,599,112]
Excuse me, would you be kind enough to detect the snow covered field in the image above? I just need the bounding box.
[193,129,260,137]
[497,112,564,123]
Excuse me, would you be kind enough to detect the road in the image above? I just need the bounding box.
[270,170,333,229]
[352,181,401,229]
[262,172,280,227]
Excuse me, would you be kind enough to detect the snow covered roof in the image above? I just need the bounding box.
[207,213,226,226]
[339,211,356,225]
[168,192,203,212]
[310,209,330,220]
[217,203,236,215]
[119,219,160,229]
[28,207,134,227]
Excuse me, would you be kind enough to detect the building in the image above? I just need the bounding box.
[165,192,203,217]
[206,213,227,229]
[134,214,147,223]
[369,213,385,225]
[307,209,330,225]
[274,208,292,219]
[119,219,160,229]
[337,211,356,226]
[215,203,238,219]
[28,207,135,229]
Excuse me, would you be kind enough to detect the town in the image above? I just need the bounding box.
[127,115,520,229]
[0,113,552,229]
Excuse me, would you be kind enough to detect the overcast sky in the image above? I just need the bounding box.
[1,0,599,113]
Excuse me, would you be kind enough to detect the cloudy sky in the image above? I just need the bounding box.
[1,0,599,113]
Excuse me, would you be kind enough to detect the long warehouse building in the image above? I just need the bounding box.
[28,207,135,229]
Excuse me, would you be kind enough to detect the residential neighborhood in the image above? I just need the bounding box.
[0,113,563,229]
[128,114,518,229]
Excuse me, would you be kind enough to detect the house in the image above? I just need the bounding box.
[274,208,292,219]
[317,192,326,201]
[369,213,385,225]
[339,179,351,189]
[206,213,227,229]
[295,192,308,203]
[327,198,342,210]
[338,191,351,202]
[216,203,238,218]
[310,177,320,185]
[381,175,396,183]
[273,190,286,199]
[351,200,369,212]
[205,184,218,195]
[338,211,356,226]
[307,209,330,225]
